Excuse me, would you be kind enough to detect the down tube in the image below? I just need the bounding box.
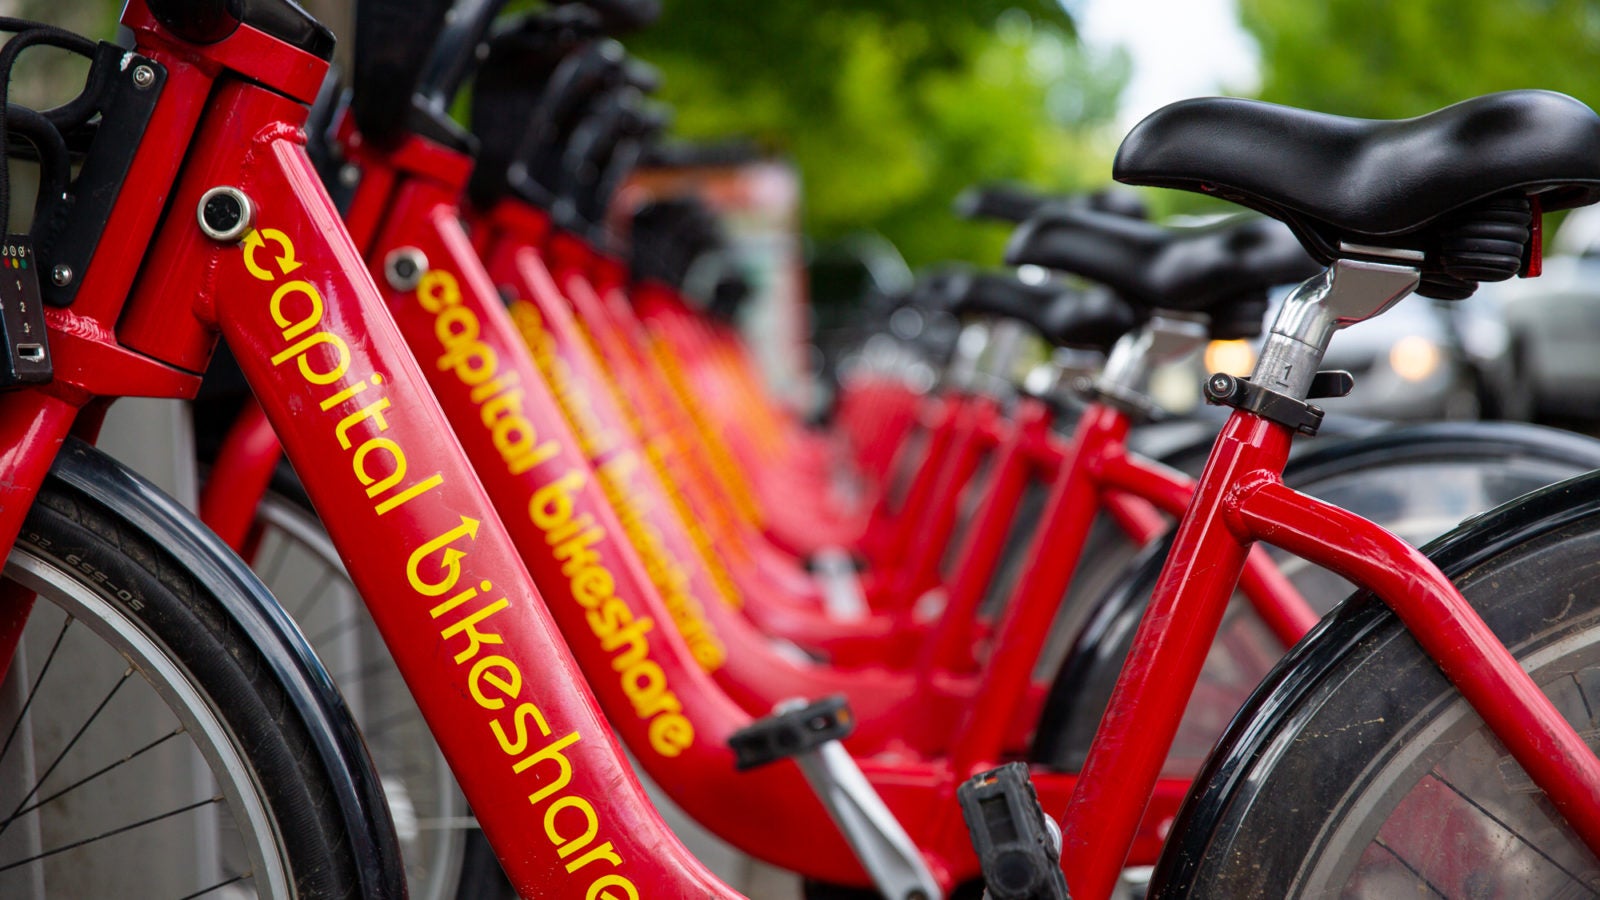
[194,108,731,897]
[368,181,879,884]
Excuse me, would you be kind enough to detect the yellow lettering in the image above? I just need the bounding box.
[270,330,350,386]
[571,567,613,609]
[269,279,323,341]
[352,436,406,497]
[418,268,461,312]
[440,597,509,663]
[469,655,523,710]
[335,398,391,449]
[545,795,600,859]
[648,714,694,758]
[517,730,582,802]
[492,702,550,756]
[405,516,479,596]
[530,469,586,530]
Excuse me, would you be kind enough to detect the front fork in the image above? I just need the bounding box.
[0,393,84,676]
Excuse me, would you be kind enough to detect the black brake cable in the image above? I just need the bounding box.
[0,19,96,235]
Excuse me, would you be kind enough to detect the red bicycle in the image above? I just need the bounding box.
[188,3,1600,896]
[1,3,1599,900]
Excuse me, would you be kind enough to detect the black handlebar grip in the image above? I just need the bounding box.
[147,0,335,58]
[415,0,510,112]
[552,0,662,34]
[351,0,454,145]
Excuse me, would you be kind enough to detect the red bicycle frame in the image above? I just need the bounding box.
[200,174,1328,884]
[1055,406,1600,900]
[18,5,738,896]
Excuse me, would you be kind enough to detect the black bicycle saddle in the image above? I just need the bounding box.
[1113,91,1600,281]
[953,183,1148,224]
[943,271,1137,352]
[1006,208,1318,316]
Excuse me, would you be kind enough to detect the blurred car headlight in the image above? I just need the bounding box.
[1389,335,1442,382]
[1204,339,1256,376]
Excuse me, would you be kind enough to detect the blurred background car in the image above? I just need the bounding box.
[1475,206,1600,428]
[1152,276,1531,423]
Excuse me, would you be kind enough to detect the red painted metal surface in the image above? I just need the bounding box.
[919,398,1055,673]
[353,142,888,884]
[107,14,738,894]
[1060,411,1292,899]
[198,398,282,550]
[952,405,1132,773]
[891,394,1006,605]
[47,10,1593,899]
[1096,444,1319,646]
[1233,478,1600,858]
[477,220,968,750]
[0,393,82,679]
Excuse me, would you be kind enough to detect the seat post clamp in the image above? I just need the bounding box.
[1202,370,1352,437]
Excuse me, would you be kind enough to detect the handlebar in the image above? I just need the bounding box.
[351,0,454,145]
[146,0,334,58]
[415,0,508,115]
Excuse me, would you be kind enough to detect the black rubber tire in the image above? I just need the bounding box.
[243,461,512,896]
[1152,483,1600,897]
[4,474,363,897]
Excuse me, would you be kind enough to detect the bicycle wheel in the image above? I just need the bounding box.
[1153,471,1600,897]
[241,470,515,900]
[0,470,364,897]
[1033,422,1600,777]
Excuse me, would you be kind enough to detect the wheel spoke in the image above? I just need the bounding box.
[9,727,184,821]
[285,569,336,621]
[360,706,419,739]
[1370,838,1449,898]
[330,657,395,685]
[0,667,132,838]
[305,614,361,648]
[176,872,250,900]
[0,615,73,767]
[258,537,292,584]
[0,794,222,874]
[1432,771,1590,887]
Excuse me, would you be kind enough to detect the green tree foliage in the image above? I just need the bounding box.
[629,3,1130,266]
[1242,0,1600,117]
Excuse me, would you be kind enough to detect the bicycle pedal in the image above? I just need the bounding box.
[728,695,854,770]
[958,762,1071,900]
[736,697,941,900]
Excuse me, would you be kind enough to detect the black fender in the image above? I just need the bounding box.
[48,438,407,899]
[1151,464,1600,894]
[1031,420,1600,768]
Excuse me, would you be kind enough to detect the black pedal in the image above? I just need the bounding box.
[0,237,52,388]
[728,696,853,771]
[958,762,1071,900]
